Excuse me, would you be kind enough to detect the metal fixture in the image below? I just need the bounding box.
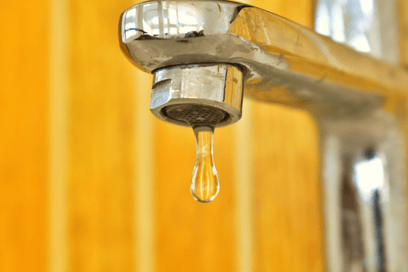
[151,63,243,127]
[119,1,408,271]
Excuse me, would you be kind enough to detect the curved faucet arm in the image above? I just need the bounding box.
[120,1,408,118]
[228,8,408,112]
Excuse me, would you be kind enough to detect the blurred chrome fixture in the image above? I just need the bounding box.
[119,1,408,271]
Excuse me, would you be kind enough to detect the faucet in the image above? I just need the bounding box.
[119,1,408,271]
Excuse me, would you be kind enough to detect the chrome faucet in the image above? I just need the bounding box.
[119,1,408,271]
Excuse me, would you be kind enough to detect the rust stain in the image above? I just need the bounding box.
[217,3,221,12]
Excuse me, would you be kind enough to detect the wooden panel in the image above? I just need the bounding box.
[49,0,69,270]
[247,1,324,271]
[252,103,323,272]
[0,1,49,271]
[68,0,137,271]
[134,70,155,272]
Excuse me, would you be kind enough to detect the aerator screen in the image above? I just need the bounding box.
[163,104,228,126]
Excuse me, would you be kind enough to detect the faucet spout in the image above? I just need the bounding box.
[119,1,408,271]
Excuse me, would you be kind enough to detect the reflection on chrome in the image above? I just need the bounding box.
[315,0,400,64]
[355,156,385,202]
[353,155,387,271]
[315,0,378,54]
[122,1,239,42]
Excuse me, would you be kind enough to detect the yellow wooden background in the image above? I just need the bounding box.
[1,0,405,271]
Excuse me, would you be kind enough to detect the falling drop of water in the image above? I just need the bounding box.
[190,125,220,203]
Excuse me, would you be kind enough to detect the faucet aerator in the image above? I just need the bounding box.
[150,64,244,128]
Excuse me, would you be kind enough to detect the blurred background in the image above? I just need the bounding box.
[1,0,407,271]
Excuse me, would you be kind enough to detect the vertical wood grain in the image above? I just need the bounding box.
[134,70,155,272]
[0,1,49,271]
[247,1,325,271]
[251,103,323,272]
[68,0,137,271]
[49,0,69,271]
[234,100,255,272]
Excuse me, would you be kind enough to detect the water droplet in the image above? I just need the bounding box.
[191,126,219,203]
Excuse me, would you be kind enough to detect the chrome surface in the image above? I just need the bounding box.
[119,1,408,271]
[315,0,400,64]
[151,63,243,127]
[120,0,248,70]
[119,0,408,118]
